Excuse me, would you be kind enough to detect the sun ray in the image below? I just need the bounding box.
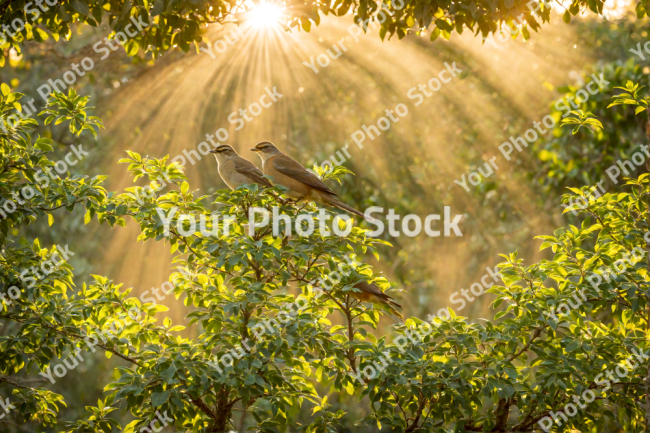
[96,15,592,324]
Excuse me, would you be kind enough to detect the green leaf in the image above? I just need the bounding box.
[151,390,170,408]
[69,0,90,16]
[565,341,580,352]
[636,1,647,17]
[35,141,54,152]
[34,28,49,41]
[122,420,140,433]
[152,0,165,16]
[125,40,139,56]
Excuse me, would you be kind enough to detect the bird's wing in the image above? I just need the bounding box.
[271,155,338,196]
[353,281,401,307]
[233,158,273,187]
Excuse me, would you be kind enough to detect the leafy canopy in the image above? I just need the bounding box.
[2,81,650,432]
[0,0,628,63]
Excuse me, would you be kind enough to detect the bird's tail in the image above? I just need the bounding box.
[387,299,402,309]
[380,302,403,320]
[379,298,403,320]
[324,197,366,220]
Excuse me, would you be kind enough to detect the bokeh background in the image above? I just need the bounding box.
[2,5,649,431]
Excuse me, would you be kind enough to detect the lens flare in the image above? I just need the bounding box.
[247,2,284,28]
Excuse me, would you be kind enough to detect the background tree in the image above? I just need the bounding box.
[0,0,631,63]
[532,16,650,200]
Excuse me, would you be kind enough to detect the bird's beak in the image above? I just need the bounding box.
[209,149,218,153]
[250,148,259,152]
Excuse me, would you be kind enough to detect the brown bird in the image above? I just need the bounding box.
[210,144,273,190]
[250,141,365,219]
[351,281,402,319]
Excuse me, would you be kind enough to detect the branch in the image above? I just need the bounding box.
[404,396,427,433]
[492,398,513,431]
[189,395,219,423]
[506,326,545,363]
[1,313,144,367]
[0,376,36,390]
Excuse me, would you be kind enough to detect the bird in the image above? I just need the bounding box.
[209,144,273,190]
[350,281,402,319]
[250,141,366,219]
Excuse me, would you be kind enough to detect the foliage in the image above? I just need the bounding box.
[0,84,109,427]
[0,0,622,62]
[2,86,650,433]
[65,153,398,432]
[50,155,650,433]
[575,14,648,62]
[609,80,650,114]
[560,109,603,135]
[39,90,104,139]
[533,59,649,196]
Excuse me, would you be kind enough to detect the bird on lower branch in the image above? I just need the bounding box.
[351,281,402,320]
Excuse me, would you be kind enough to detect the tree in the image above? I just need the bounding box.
[0,0,631,64]
[2,77,650,432]
[0,86,108,427]
[533,59,649,197]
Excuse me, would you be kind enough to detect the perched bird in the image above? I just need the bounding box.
[209,144,273,190]
[250,141,365,219]
[351,281,402,319]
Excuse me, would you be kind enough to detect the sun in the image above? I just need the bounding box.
[247,2,285,28]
